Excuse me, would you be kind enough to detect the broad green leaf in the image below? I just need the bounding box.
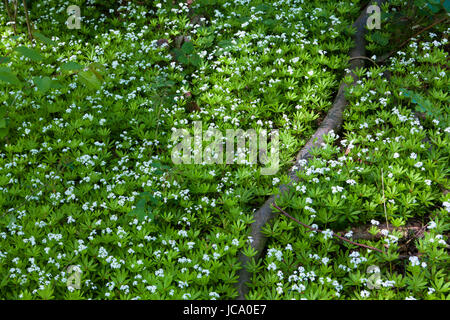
[50,79,62,89]
[444,0,450,12]
[34,32,57,46]
[78,70,101,90]
[218,40,232,48]
[190,54,201,67]
[89,62,106,73]
[61,61,83,71]
[33,76,52,93]
[177,54,189,65]
[181,41,194,55]
[254,3,271,12]
[0,127,8,138]
[14,46,44,62]
[0,118,6,128]
[0,67,21,86]
[88,65,103,80]
[129,198,147,220]
[0,56,10,64]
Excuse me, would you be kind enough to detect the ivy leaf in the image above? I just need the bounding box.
[33,76,52,93]
[34,32,57,46]
[0,67,21,86]
[61,61,84,71]
[14,46,44,62]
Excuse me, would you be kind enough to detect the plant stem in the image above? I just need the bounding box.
[378,16,449,63]
[3,0,13,24]
[13,0,18,35]
[21,0,33,42]
[273,203,385,253]
[381,168,389,230]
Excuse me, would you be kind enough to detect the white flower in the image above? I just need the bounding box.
[360,290,370,298]
[267,262,277,271]
[409,256,420,267]
[427,221,437,229]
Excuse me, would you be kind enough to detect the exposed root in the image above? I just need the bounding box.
[235,0,387,300]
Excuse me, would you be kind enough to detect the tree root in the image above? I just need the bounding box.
[235,0,387,300]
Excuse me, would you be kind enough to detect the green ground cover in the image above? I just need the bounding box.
[0,0,448,300]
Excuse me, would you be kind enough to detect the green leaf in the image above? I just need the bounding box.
[88,64,103,81]
[218,40,232,48]
[0,56,10,64]
[263,19,275,26]
[443,0,450,12]
[427,3,441,13]
[177,54,189,65]
[190,53,201,67]
[371,31,389,46]
[129,198,147,220]
[78,70,101,90]
[254,3,271,12]
[0,67,21,86]
[0,128,8,138]
[61,61,83,71]
[14,46,44,62]
[181,41,194,55]
[50,79,63,89]
[34,32,57,46]
[33,76,52,93]
[0,118,6,128]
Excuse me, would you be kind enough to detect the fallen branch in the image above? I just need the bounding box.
[349,55,379,67]
[235,0,387,300]
[273,204,385,253]
[377,16,449,63]
[336,221,423,241]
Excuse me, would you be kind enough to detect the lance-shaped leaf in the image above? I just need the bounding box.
[0,67,21,86]
[78,69,102,90]
[61,61,83,71]
[15,46,44,62]
[34,32,57,46]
